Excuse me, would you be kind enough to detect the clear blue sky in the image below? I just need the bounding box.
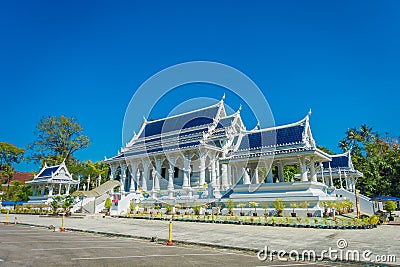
[1,1,399,171]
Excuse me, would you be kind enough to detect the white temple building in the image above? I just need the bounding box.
[26,161,79,204]
[105,96,375,216]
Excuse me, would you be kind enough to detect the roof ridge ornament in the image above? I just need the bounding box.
[308,108,312,117]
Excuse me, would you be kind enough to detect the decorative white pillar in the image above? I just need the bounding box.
[278,162,285,182]
[211,160,217,187]
[48,185,54,196]
[310,158,317,182]
[120,165,127,193]
[40,185,45,196]
[329,163,334,187]
[168,167,174,191]
[227,165,232,186]
[109,165,118,180]
[87,175,91,191]
[199,154,206,186]
[299,157,308,182]
[243,167,251,184]
[154,158,162,191]
[266,169,273,183]
[221,164,228,189]
[253,167,259,184]
[32,185,37,196]
[142,161,149,191]
[182,156,191,189]
[58,184,62,195]
[130,162,138,192]
[66,184,71,195]
[136,169,141,192]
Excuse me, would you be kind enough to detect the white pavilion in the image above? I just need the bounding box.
[105,96,374,216]
[26,161,79,204]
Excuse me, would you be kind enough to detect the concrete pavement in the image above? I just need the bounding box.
[1,214,398,266]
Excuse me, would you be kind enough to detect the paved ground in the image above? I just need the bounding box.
[0,214,398,266]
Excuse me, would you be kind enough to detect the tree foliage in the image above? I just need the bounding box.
[339,124,400,197]
[0,142,24,200]
[29,115,90,165]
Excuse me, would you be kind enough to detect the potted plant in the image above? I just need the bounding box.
[62,197,73,216]
[154,204,161,216]
[165,204,173,215]
[289,203,298,217]
[237,203,246,216]
[301,201,312,217]
[193,205,201,215]
[227,200,234,216]
[385,200,396,221]
[249,202,259,216]
[104,197,112,216]
[129,200,135,214]
[272,198,285,217]
[51,200,59,216]
[175,204,182,215]
[261,204,269,218]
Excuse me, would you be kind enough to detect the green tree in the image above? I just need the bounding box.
[385,200,397,218]
[339,125,399,197]
[0,142,24,200]
[29,115,90,165]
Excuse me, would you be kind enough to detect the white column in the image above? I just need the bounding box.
[216,161,220,188]
[168,167,174,191]
[87,175,91,191]
[109,165,118,180]
[266,169,273,183]
[40,185,45,196]
[227,165,232,186]
[66,184,70,195]
[154,158,162,191]
[211,160,217,187]
[329,163,334,187]
[221,164,228,189]
[338,168,343,188]
[253,167,259,184]
[58,184,62,195]
[243,167,251,184]
[130,163,138,192]
[310,158,317,182]
[182,156,191,189]
[142,161,149,191]
[299,157,308,182]
[32,186,37,196]
[278,162,285,182]
[199,154,206,186]
[120,165,127,193]
[48,185,54,196]
[344,171,349,190]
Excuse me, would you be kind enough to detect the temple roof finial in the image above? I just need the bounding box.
[221,93,225,101]
[143,116,147,123]
[308,108,312,117]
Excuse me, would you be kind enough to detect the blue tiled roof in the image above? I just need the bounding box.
[139,105,219,138]
[123,141,201,157]
[38,166,59,177]
[216,116,234,129]
[323,155,349,168]
[238,125,304,150]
